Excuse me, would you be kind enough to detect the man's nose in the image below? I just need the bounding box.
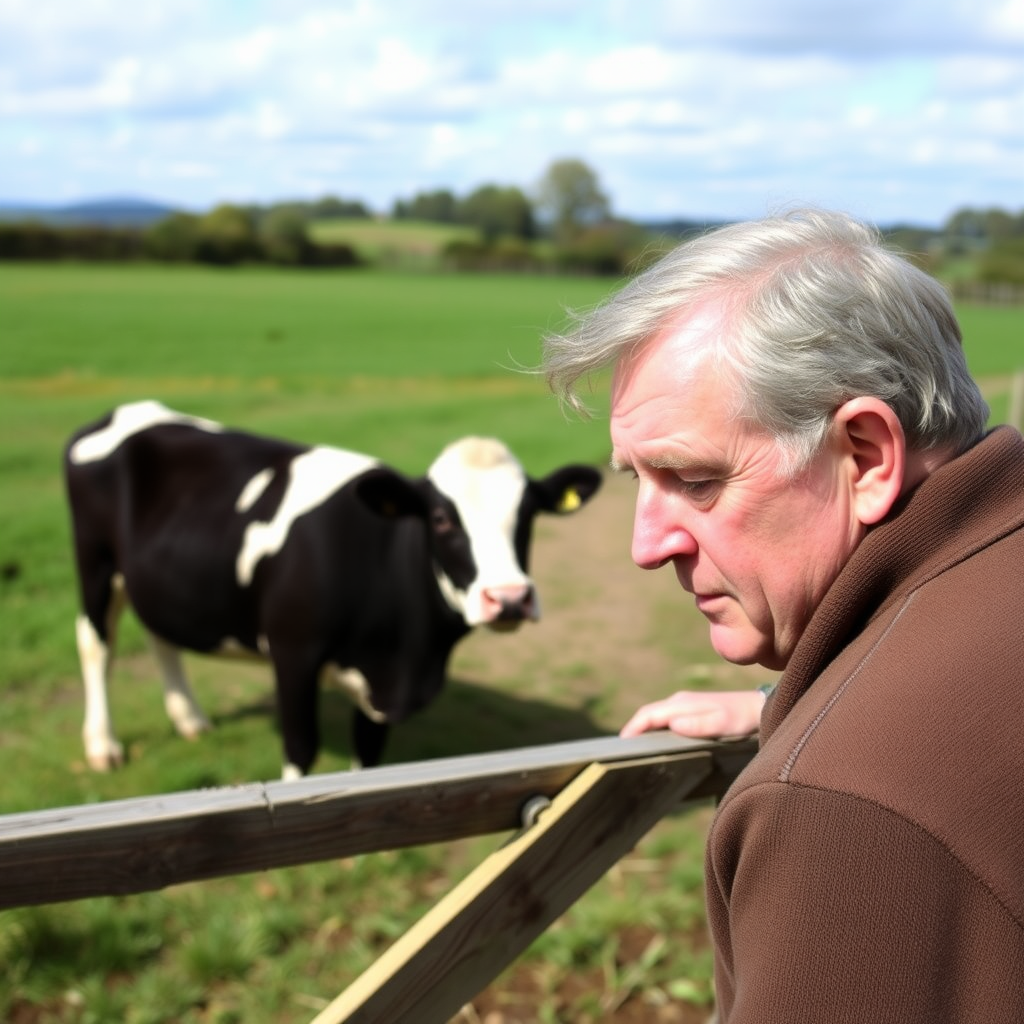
[631,491,698,570]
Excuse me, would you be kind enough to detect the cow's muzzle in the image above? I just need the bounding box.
[481,584,537,631]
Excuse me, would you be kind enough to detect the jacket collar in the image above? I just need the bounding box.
[761,426,1024,741]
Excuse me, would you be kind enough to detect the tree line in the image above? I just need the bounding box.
[886,209,1024,288]
[0,159,640,273]
[0,198,367,268]
[2,158,1023,284]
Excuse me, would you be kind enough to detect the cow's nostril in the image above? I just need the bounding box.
[483,584,535,620]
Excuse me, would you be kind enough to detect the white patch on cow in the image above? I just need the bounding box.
[428,437,536,626]
[235,468,275,513]
[321,663,387,723]
[69,400,224,464]
[235,446,377,586]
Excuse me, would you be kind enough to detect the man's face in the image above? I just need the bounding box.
[610,306,865,671]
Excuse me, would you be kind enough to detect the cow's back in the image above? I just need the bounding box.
[66,411,301,546]
[64,406,307,651]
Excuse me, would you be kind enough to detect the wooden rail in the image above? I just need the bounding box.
[0,732,757,1022]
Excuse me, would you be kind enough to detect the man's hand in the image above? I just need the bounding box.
[620,688,769,740]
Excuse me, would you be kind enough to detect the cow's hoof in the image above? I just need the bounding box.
[85,740,125,772]
[176,714,213,740]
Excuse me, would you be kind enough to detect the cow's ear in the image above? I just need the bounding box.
[532,465,602,515]
[355,468,430,520]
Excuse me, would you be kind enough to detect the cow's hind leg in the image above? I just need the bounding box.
[352,711,390,770]
[147,633,212,740]
[272,648,321,780]
[320,665,390,769]
[78,573,127,771]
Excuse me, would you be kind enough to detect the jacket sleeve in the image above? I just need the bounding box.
[705,782,1024,1024]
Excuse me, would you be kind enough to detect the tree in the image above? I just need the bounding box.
[944,208,990,255]
[259,205,310,265]
[981,208,1022,242]
[309,195,370,220]
[535,158,610,242]
[458,184,535,241]
[144,212,201,262]
[195,204,260,265]
[392,189,459,223]
[977,238,1024,286]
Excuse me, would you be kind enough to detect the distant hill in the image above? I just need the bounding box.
[0,197,180,228]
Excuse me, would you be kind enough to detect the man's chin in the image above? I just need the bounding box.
[708,628,772,668]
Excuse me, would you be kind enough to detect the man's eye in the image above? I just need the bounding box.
[679,478,718,500]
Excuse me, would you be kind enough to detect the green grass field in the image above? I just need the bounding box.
[307,217,481,268]
[0,262,633,1024]
[1,261,1022,1023]
[0,261,615,688]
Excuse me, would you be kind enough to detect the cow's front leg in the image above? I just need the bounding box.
[78,613,123,771]
[271,649,321,779]
[78,571,131,770]
[147,632,212,740]
[351,710,390,769]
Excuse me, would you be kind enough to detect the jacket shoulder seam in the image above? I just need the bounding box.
[717,778,1024,933]
[779,593,915,782]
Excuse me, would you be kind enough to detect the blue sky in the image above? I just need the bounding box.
[1,0,1021,226]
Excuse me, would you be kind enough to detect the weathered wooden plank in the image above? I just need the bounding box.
[0,732,757,909]
[310,751,714,1024]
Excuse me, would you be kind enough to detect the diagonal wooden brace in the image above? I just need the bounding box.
[312,749,714,1024]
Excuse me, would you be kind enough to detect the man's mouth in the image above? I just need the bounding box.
[694,592,728,614]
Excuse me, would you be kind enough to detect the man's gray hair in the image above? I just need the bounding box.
[543,208,989,473]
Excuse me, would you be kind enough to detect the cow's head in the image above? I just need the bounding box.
[355,437,601,630]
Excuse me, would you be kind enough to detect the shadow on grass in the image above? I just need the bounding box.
[213,674,611,770]
[358,675,611,766]
[49,668,611,801]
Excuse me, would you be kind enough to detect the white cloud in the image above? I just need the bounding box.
[0,0,1020,223]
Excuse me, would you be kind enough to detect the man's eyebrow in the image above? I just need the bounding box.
[649,454,721,473]
[610,451,724,475]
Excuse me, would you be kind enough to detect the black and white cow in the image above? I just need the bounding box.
[64,401,601,778]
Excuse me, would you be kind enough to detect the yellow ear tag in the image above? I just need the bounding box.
[557,487,581,513]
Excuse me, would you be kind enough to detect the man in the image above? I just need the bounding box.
[543,208,1024,1022]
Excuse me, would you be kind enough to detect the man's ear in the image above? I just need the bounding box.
[834,397,907,526]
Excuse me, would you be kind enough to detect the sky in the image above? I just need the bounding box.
[1,0,1021,228]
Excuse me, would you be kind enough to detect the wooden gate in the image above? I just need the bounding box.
[0,731,756,1022]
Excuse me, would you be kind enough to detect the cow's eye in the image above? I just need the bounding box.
[431,508,453,534]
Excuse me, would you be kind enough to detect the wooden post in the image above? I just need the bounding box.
[310,750,714,1024]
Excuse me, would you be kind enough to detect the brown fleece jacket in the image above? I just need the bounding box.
[706,426,1024,1023]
